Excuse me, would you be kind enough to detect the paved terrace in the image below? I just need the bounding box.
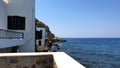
[0,52,85,68]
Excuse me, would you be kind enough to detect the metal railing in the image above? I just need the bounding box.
[0,29,24,39]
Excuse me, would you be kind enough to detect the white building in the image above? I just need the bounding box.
[36,28,46,46]
[0,0,35,52]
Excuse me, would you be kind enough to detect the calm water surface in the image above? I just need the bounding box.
[59,38,120,68]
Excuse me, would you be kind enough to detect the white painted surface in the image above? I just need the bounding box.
[3,0,8,4]
[0,39,25,48]
[0,0,7,29]
[5,0,35,52]
[0,52,85,68]
[0,0,35,52]
[53,52,85,68]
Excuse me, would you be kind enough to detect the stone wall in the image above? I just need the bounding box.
[0,55,53,68]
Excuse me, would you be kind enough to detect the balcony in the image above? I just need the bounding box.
[0,52,85,68]
[0,29,25,48]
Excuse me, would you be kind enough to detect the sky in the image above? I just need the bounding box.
[36,0,120,38]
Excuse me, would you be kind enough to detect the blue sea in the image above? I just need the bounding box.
[58,38,120,68]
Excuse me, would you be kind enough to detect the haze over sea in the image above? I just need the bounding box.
[59,38,120,68]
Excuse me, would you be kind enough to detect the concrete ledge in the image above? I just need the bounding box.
[53,52,85,68]
[0,52,85,68]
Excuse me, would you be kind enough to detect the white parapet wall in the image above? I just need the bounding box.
[53,52,85,68]
[0,52,85,68]
[0,39,25,48]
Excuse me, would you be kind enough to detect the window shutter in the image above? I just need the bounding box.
[8,16,25,30]
[36,31,42,39]
[8,16,13,29]
[21,17,25,29]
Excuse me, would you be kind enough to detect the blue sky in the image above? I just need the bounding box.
[36,0,120,38]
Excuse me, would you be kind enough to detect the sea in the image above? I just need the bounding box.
[58,38,120,68]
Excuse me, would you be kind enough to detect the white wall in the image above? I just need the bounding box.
[6,0,35,52]
[3,0,8,4]
[0,0,7,29]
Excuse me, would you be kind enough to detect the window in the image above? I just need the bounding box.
[8,16,25,30]
[36,30,42,39]
[39,40,41,46]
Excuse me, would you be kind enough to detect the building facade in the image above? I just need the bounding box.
[0,0,35,52]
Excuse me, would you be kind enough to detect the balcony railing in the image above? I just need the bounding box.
[0,29,24,39]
